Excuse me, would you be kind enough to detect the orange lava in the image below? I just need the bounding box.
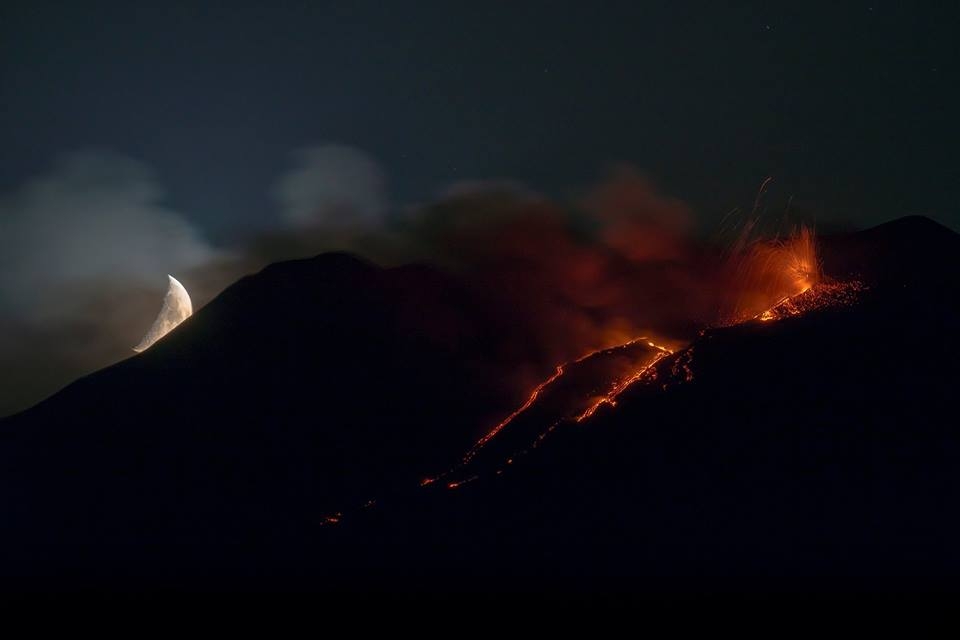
[461,337,672,465]
[461,365,566,464]
[753,280,866,324]
[447,475,479,490]
[573,341,673,422]
[731,226,822,321]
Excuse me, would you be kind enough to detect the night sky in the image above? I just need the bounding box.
[1,1,958,415]
[2,2,957,236]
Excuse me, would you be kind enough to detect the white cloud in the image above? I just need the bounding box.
[273,144,387,228]
[0,150,219,321]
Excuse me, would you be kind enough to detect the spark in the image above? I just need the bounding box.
[447,475,479,490]
[752,176,774,218]
[320,512,343,526]
[729,225,822,322]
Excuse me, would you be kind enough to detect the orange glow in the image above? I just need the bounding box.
[320,512,343,526]
[671,346,695,383]
[730,226,822,321]
[461,365,566,464]
[751,280,865,324]
[447,475,479,490]
[439,228,861,490]
[428,274,865,496]
[461,337,672,465]
[315,227,869,526]
[573,340,673,422]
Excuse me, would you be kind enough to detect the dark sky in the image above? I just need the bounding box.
[2,1,957,238]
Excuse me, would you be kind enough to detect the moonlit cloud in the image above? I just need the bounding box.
[273,144,388,229]
[0,151,223,416]
[0,150,220,322]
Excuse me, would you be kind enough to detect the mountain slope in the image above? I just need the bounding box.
[1,217,957,589]
[0,253,535,559]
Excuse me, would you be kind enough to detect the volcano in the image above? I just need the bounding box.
[1,216,958,592]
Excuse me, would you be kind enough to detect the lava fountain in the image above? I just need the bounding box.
[729,226,822,322]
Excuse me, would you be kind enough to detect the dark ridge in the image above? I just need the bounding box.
[255,250,379,279]
[860,214,955,237]
[820,214,960,287]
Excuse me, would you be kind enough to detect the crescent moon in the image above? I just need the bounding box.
[133,275,193,352]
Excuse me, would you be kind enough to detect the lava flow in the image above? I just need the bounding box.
[461,363,569,465]
[421,337,676,489]
[459,337,673,467]
[432,225,866,488]
[323,224,866,523]
[573,340,672,422]
[754,280,866,323]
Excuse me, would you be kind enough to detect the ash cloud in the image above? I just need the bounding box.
[378,168,723,375]
[236,165,727,396]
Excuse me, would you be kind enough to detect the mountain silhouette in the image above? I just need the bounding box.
[1,217,958,591]
[0,252,539,575]
[329,216,960,590]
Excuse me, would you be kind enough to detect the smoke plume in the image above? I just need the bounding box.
[1,147,812,416]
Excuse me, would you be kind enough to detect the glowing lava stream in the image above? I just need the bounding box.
[754,285,813,322]
[752,280,865,324]
[440,226,836,485]
[573,341,672,422]
[438,281,866,488]
[461,364,567,464]
[458,337,673,468]
[409,339,681,494]
[321,277,865,524]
